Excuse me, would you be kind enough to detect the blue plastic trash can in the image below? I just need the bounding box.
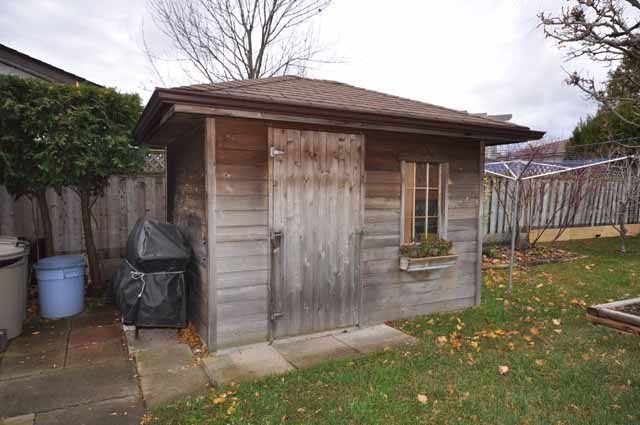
[33,255,85,319]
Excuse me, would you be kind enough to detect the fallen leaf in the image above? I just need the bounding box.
[417,394,428,404]
[498,365,510,375]
[582,353,591,361]
[435,336,447,345]
[535,359,545,366]
[552,319,561,326]
[530,327,540,336]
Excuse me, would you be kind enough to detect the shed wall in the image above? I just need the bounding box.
[206,118,481,350]
[214,119,270,349]
[361,132,481,323]
[167,124,209,339]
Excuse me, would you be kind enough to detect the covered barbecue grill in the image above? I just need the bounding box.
[111,219,191,328]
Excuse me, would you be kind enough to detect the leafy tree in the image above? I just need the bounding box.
[569,57,640,155]
[0,75,143,289]
[0,76,61,255]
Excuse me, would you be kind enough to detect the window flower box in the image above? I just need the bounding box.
[399,235,456,272]
[399,254,458,272]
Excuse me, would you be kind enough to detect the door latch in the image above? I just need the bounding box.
[271,311,284,320]
[270,147,285,157]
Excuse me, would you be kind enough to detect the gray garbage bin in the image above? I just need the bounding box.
[0,237,30,339]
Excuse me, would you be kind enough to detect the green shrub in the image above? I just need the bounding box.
[400,234,453,258]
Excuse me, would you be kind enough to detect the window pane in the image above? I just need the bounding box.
[415,163,427,187]
[427,217,438,235]
[428,189,439,217]
[403,164,415,243]
[429,163,439,188]
[414,188,426,217]
[414,217,426,242]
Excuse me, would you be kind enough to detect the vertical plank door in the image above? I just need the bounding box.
[269,128,364,338]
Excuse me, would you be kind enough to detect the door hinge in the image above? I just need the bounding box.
[270,147,285,157]
[271,311,284,320]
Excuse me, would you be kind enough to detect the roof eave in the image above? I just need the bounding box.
[136,87,545,144]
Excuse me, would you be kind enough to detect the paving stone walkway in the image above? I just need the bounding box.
[1,306,416,423]
[203,324,416,386]
[0,305,144,425]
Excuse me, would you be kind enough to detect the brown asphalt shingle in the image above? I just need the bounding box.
[173,76,529,131]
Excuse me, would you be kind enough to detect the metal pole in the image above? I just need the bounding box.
[507,177,520,296]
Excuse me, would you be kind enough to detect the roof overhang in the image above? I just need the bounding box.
[135,87,545,146]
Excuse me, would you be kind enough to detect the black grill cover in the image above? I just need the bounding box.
[126,219,191,273]
[110,219,191,328]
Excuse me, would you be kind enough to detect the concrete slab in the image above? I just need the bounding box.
[0,349,66,380]
[1,414,35,425]
[69,325,122,348]
[71,309,121,330]
[134,344,194,377]
[8,320,69,357]
[66,338,125,368]
[0,359,139,418]
[203,344,294,385]
[333,325,417,353]
[34,396,144,425]
[125,328,177,354]
[139,366,209,408]
[275,335,359,369]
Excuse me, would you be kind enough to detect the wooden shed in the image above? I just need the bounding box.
[135,76,544,351]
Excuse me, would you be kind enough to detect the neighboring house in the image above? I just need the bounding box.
[0,43,99,85]
[135,76,544,351]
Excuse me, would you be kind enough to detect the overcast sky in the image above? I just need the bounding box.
[0,0,612,140]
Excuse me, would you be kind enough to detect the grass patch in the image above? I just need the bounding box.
[149,237,640,424]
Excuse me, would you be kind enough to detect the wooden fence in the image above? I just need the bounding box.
[0,151,166,258]
[484,175,640,239]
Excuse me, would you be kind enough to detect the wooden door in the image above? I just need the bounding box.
[269,128,364,339]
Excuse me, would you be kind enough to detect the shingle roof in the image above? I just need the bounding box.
[173,75,530,132]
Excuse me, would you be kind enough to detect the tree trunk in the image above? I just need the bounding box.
[80,190,102,291]
[618,202,627,254]
[35,190,55,257]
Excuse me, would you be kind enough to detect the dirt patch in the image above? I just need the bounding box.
[615,302,640,317]
[483,245,585,269]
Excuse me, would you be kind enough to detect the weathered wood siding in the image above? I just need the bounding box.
[214,118,270,349]
[361,132,481,324]
[167,124,209,340]
[194,117,481,350]
[0,176,166,258]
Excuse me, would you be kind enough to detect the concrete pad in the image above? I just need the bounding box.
[203,344,294,385]
[1,414,35,425]
[125,328,177,354]
[333,325,417,353]
[66,338,126,368]
[139,366,209,408]
[134,344,194,376]
[34,396,144,425]
[71,309,121,330]
[69,325,122,348]
[0,359,139,418]
[0,349,66,380]
[8,320,69,357]
[275,335,359,369]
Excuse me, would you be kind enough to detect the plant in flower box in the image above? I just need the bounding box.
[399,234,457,272]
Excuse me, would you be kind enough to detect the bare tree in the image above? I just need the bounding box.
[540,0,640,127]
[606,145,640,252]
[146,0,332,84]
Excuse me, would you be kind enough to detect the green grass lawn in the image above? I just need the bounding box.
[150,237,640,425]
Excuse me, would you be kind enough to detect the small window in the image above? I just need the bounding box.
[402,161,445,243]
